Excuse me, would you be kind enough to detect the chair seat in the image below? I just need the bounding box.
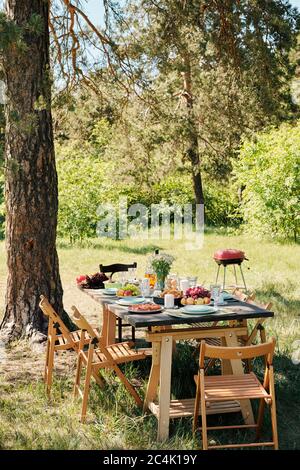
[94,342,146,365]
[194,372,270,401]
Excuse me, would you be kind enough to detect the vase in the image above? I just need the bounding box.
[156,273,166,290]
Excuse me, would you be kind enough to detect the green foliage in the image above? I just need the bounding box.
[234,123,300,241]
[56,141,112,243]
[0,12,23,51]
[25,14,44,36]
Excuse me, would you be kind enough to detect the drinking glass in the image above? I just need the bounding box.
[129,267,137,280]
[210,284,222,306]
[118,271,128,285]
[140,278,150,297]
[188,276,198,287]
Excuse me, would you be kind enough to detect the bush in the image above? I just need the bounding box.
[56,142,111,242]
[233,123,300,241]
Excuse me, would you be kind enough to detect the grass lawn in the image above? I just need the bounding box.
[0,232,299,449]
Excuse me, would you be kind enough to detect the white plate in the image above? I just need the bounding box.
[116,297,146,306]
[180,305,218,314]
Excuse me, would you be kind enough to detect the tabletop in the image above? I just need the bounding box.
[80,287,274,329]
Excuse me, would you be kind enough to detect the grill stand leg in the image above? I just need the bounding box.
[233,264,238,287]
[239,264,247,291]
[223,265,226,290]
[215,264,220,284]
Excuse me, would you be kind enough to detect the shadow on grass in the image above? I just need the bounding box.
[121,343,300,449]
[57,239,161,255]
[253,282,300,315]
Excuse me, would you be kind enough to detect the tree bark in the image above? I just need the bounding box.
[1,0,63,342]
[181,54,204,205]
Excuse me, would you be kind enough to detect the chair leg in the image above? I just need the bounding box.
[44,338,50,384]
[270,401,279,450]
[74,352,83,398]
[113,365,143,407]
[131,326,135,343]
[269,367,279,450]
[92,370,105,388]
[256,398,265,440]
[118,318,123,343]
[193,373,201,433]
[46,336,55,397]
[200,377,208,450]
[80,350,94,423]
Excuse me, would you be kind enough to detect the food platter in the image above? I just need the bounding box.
[127,303,162,314]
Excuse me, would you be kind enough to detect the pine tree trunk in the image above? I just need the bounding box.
[0,0,63,342]
[181,54,205,205]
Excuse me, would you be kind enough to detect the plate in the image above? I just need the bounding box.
[180,305,218,314]
[116,297,146,306]
[103,288,118,295]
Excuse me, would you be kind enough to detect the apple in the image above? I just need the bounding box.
[117,289,124,296]
[196,298,204,305]
[124,290,132,296]
[186,297,194,305]
[76,275,86,284]
[203,297,210,305]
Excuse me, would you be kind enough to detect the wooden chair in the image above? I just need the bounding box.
[205,297,272,373]
[39,295,103,396]
[202,290,256,371]
[193,339,278,450]
[100,262,137,342]
[72,306,147,423]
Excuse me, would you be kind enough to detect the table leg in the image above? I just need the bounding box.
[157,335,173,442]
[100,304,109,347]
[107,309,117,345]
[143,341,161,412]
[224,331,255,425]
[221,337,233,375]
[101,304,116,346]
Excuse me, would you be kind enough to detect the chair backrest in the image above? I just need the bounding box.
[39,295,74,344]
[71,306,117,364]
[232,288,255,302]
[199,338,275,368]
[99,262,137,280]
[71,306,99,343]
[247,298,273,310]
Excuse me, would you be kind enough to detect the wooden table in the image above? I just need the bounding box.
[81,288,274,441]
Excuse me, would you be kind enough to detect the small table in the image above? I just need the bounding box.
[81,288,274,441]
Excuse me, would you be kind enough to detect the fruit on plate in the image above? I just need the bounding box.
[181,286,211,305]
[117,283,141,297]
[160,288,182,299]
[129,303,161,312]
[77,272,108,289]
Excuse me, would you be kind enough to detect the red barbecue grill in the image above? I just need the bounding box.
[213,249,248,291]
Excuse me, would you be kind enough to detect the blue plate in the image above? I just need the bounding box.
[181,305,218,314]
[116,297,146,306]
[103,288,118,295]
